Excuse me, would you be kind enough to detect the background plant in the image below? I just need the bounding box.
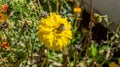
[0,0,120,67]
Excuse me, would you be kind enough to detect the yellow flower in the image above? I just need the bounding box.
[37,13,72,50]
[73,7,82,13]
[109,62,119,67]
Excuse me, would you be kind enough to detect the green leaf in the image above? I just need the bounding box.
[91,42,98,57]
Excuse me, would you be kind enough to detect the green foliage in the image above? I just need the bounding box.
[90,42,98,57]
[0,0,120,67]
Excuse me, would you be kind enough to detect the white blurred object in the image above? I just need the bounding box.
[83,0,120,25]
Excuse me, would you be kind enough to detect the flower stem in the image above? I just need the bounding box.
[60,0,64,15]
[56,0,59,14]
[74,16,79,29]
[47,0,52,12]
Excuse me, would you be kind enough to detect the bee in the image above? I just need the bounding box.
[56,24,66,33]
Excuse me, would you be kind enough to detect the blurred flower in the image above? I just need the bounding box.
[1,4,9,13]
[73,7,82,13]
[1,40,10,50]
[0,13,7,23]
[37,13,72,50]
[118,58,120,64]
[109,62,119,67]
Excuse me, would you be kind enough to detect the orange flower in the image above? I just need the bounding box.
[0,13,7,23]
[73,7,82,13]
[1,41,10,50]
[1,4,9,13]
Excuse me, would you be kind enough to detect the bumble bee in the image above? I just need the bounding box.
[56,24,66,33]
